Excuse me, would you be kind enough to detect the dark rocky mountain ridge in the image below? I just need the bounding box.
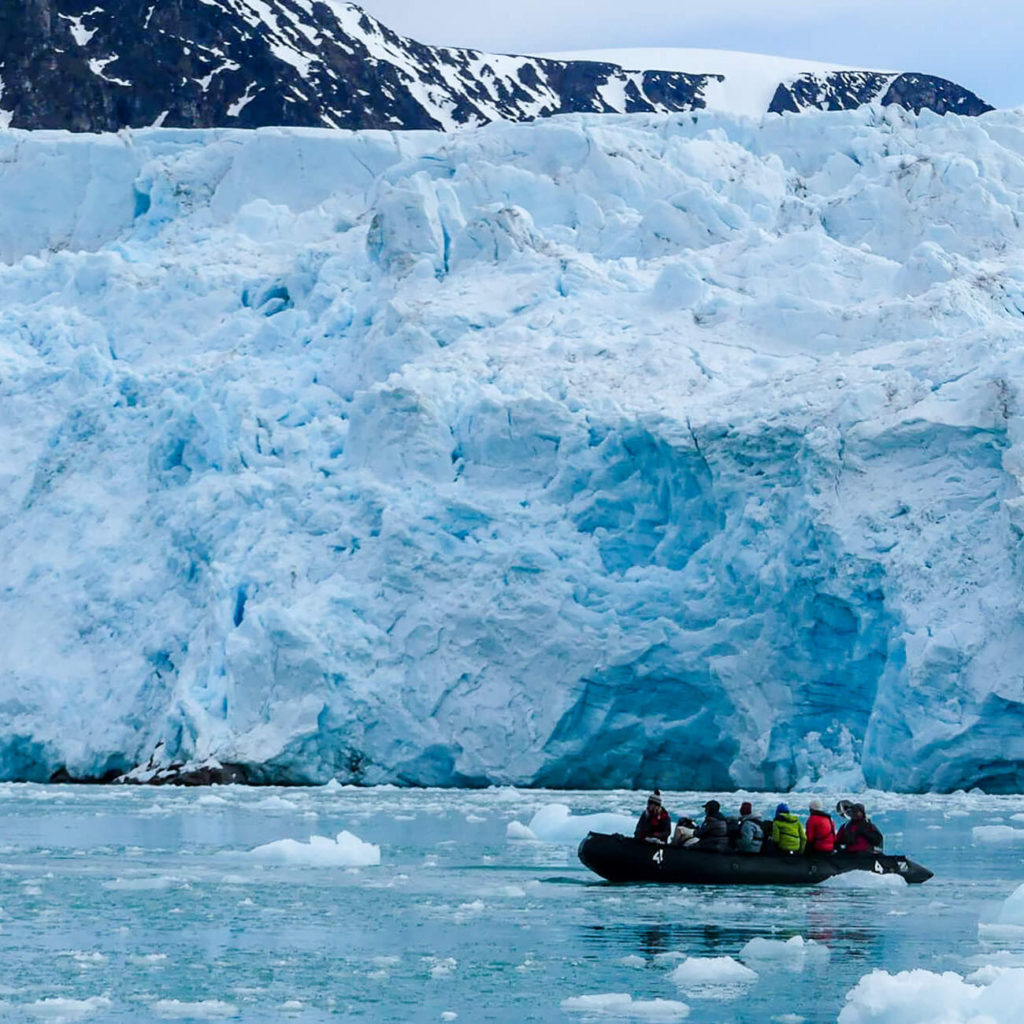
[0,1,994,133]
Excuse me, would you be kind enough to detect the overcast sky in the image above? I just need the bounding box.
[361,0,1023,109]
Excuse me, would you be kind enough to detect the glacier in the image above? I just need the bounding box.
[2,106,1024,790]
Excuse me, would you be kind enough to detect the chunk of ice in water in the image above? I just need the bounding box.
[972,826,1024,846]
[150,999,238,1019]
[667,954,757,987]
[23,995,113,1020]
[247,830,380,867]
[740,936,829,971]
[561,993,690,1019]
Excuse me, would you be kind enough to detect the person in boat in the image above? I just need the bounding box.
[836,802,883,852]
[735,801,764,854]
[804,797,836,854]
[771,803,806,854]
[695,799,729,852]
[635,790,671,843]
[670,815,700,848]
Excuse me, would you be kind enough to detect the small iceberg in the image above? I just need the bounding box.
[247,830,380,867]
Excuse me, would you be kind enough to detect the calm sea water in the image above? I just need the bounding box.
[0,785,1021,1022]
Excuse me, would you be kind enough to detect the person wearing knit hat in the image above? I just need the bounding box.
[635,789,671,844]
[805,797,836,854]
[771,803,806,854]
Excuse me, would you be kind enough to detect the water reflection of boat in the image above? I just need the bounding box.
[578,832,934,885]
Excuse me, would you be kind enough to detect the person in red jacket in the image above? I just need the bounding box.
[804,797,835,854]
[635,790,671,843]
[836,803,884,853]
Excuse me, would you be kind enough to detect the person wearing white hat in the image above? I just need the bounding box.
[805,797,836,853]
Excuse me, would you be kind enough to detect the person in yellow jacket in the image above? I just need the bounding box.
[771,803,806,854]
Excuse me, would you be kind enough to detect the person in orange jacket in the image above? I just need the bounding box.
[804,797,836,853]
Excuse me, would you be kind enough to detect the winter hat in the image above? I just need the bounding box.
[647,789,662,807]
[775,803,790,816]
[703,799,721,813]
[739,801,753,816]
[809,797,824,812]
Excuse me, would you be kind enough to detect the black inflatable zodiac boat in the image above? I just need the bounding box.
[578,832,934,885]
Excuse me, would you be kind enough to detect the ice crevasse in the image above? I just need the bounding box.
[2,106,1024,790]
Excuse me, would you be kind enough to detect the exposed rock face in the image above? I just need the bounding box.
[769,71,993,117]
[0,0,993,132]
[0,0,715,131]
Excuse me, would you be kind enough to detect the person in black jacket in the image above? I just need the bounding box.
[836,803,883,852]
[695,799,729,852]
[635,790,671,843]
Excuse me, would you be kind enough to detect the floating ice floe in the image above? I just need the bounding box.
[669,956,758,996]
[425,956,457,978]
[22,995,113,1020]
[838,967,1024,1023]
[820,871,907,890]
[978,882,1024,940]
[150,999,239,1019]
[619,954,647,969]
[972,826,1024,846]
[196,794,229,807]
[102,875,185,891]
[128,953,169,965]
[253,795,299,812]
[561,993,690,1020]
[505,803,634,842]
[247,830,380,867]
[739,936,830,970]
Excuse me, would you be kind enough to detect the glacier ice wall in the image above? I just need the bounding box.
[2,108,1024,790]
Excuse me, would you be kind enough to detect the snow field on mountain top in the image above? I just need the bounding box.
[3,107,1024,790]
[539,48,889,117]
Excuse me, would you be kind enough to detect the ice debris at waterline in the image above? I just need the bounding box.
[977,881,1024,940]
[838,967,1024,1023]
[246,830,380,866]
[506,804,635,842]
[4,106,1024,790]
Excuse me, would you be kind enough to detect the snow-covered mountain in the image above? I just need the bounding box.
[2,104,1024,792]
[0,1,993,132]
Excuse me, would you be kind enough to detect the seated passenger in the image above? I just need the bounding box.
[695,799,729,852]
[670,816,700,848]
[771,803,806,854]
[736,801,764,854]
[804,797,836,854]
[836,803,883,853]
[635,790,671,844]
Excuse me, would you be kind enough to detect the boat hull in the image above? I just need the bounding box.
[577,832,933,885]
